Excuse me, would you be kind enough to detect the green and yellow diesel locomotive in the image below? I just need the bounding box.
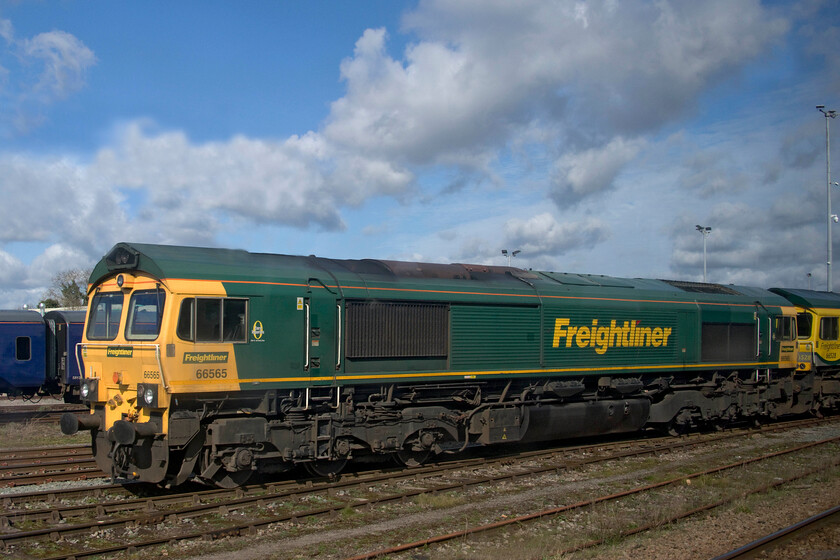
[62,242,837,487]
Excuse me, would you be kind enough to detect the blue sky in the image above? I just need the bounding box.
[1,0,839,308]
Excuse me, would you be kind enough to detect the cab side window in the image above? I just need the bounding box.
[820,317,839,341]
[177,298,247,343]
[797,312,813,338]
[774,316,796,342]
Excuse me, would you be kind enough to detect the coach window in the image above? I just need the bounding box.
[183,298,248,343]
[15,337,31,361]
[125,289,166,340]
[87,292,124,341]
[820,317,839,341]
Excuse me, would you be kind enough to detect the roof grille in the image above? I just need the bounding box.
[661,279,741,296]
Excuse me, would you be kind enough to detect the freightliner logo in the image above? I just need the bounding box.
[552,318,673,355]
[183,352,229,364]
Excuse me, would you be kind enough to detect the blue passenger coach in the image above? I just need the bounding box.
[0,310,85,401]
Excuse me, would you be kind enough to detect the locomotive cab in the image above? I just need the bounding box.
[770,288,840,373]
[72,270,174,483]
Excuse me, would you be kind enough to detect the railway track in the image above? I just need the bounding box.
[712,505,840,559]
[1,416,836,559]
[350,437,840,560]
[0,404,86,424]
[0,445,100,487]
[0,443,91,462]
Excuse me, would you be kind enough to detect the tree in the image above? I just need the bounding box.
[42,269,91,308]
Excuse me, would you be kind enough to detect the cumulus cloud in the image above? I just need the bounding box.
[504,213,610,257]
[0,153,122,251]
[322,0,785,210]
[669,194,830,288]
[551,137,645,205]
[0,249,25,285]
[92,121,415,234]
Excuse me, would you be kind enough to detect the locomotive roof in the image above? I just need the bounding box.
[91,242,790,306]
[768,288,840,310]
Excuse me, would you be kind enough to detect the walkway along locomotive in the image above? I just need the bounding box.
[61,243,840,487]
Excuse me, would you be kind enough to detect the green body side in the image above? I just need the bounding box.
[91,243,792,390]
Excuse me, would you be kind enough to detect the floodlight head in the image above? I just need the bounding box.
[512,250,521,257]
[818,105,826,109]
[501,249,508,256]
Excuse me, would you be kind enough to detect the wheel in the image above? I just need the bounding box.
[667,419,688,437]
[211,469,254,489]
[395,448,432,468]
[198,448,255,488]
[304,459,347,478]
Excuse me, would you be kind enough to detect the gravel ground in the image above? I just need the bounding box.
[157,423,840,560]
[3,421,839,560]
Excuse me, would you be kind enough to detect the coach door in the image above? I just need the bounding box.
[53,318,70,384]
[302,278,339,385]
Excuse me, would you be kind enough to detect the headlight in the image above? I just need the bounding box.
[137,383,159,408]
[80,379,98,401]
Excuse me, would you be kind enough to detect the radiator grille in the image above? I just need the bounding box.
[701,323,756,362]
[345,301,449,359]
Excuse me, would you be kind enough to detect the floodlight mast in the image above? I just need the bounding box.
[695,225,712,283]
[818,105,838,291]
[501,249,521,266]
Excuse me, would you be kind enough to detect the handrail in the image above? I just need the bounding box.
[304,302,311,372]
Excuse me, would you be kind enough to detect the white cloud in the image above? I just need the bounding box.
[92,121,416,234]
[551,137,645,205]
[22,30,96,99]
[0,249,25,285]
[504,213,610,257]
[322,0,786,211]
[0,19,96,134]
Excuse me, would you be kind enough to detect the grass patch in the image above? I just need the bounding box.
[0,420,89,448]
[415,491,466,509]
